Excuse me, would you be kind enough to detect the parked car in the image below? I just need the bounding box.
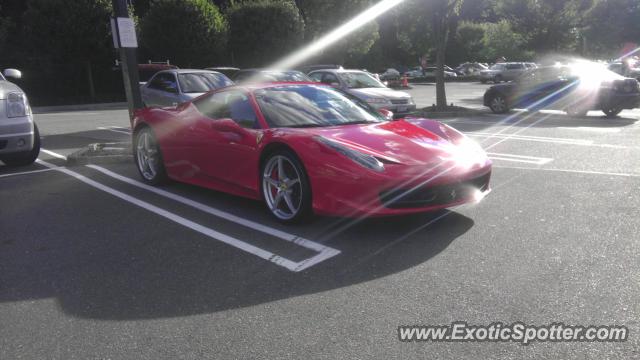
[298,64,343,74]
[404,67,424,78]
[205,67,240,79]
[607,61,640,81]
[308,69,416,117]
[379,68,402,87]
[479,62,528,83]
[456,62,488,76]
[422,67,458,78]
[483,63,640,117]
[141,69,233,108]
[131,82,491,222]
[233,69,312,84]
[137,63,179,85]
[0,68,40,166]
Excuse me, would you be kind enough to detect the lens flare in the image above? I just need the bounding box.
[267,0,405,71]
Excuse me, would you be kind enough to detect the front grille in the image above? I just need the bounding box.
[390,99,409,105]
[380,172,491,209]
[0,140,7,150]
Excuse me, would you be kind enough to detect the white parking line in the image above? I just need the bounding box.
[34,148,340,272]
[469,132,593,145]
[97,126,131,135]
[41,148,68,160]
[86,164,339,256]
[0,168,55,178]
[487,152,553,165]
[493,165,640,178]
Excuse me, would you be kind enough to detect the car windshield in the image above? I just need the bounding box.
[254,85,385,128]
[178,72,233,93]
[338,72,385,89]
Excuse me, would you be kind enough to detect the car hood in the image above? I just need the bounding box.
[298,120,468,166]
[183,92,206,100]
[348,87,411,100]
[0,80,25,99]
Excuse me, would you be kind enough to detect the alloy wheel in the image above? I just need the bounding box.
[262,155,303,220]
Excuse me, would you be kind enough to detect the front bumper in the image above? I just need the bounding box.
[309,159,492,217]
[0,114,35,155]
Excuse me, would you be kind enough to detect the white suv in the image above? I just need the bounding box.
[0,68,39,166]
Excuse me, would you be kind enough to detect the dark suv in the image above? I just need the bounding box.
[483,64,640,117]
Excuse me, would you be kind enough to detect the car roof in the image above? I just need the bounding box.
[217,81,329,92]
[157,69,225,75]
[308,68,366,74]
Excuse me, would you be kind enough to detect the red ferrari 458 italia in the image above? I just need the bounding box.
[131,82,491,222]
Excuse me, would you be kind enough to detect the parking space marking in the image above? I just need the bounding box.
[34,159,339,272]
[469,132,593,145]
[493,165,640,178]
[41,148,68,160]
[0,167,55,179]
[97,126,131,135]
[487,152,553,165]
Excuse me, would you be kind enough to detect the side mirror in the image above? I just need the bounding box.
[3,69,22,79]
[378,108,394,121]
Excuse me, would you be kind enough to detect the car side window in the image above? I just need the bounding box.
[161,74,179,93]
[321,73,339,85]
[507,64,524,70]
[193,91,259,129]
[148,74,165,90]
[309,72,323,82]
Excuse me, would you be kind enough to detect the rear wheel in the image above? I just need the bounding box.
[1,124,41,166]
[489,94,509,114]
[134,127,167,185]
[261,150,312,223]
[602,106,622,118]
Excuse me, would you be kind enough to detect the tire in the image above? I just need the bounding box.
[602,106,622,118]
[488,94,509,114]
[133,126,167,185]
[260,150,312,223]
[1,124,41,166]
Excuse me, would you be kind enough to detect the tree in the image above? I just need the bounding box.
[227,0,304,67]
[447,21,485,64]
[491,0,593,54]
[583,0,640,58]
[295,0,380,64]
[140,0,227,67]
[480,20,533,62]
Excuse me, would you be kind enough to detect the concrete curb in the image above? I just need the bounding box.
[66,142,133,166]
[33,102,127,114]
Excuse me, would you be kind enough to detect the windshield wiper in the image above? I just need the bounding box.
[287,123,330,128]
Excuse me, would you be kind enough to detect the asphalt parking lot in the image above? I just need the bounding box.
[1,83,639,359]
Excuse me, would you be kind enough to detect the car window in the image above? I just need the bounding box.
[149,73,179,93]
[309,72,324,82]
[254,84,385,128]
[337,72,385,89]
[193,90,259,129]
[321,73,340,85]
[490,64,505,70]
[178,72,233,93]
[506,64,525,70]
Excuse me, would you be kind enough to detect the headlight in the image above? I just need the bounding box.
[6,92,30,118]
[315,136,385,172]
[366,98,388,104]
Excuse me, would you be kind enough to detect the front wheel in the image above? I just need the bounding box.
[489,94,509,114]
[134,127,167,185]
[602,106,622,118]
[261,150,312,223]
[1,124,41,166]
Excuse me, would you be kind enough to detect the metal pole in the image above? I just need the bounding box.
[112,0,142,121]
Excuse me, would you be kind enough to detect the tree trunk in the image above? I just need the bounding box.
[434,18,448,110]
[86,61,96,103]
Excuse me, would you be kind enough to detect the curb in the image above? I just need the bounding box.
[66,142,133,166]
[33,102,128,114]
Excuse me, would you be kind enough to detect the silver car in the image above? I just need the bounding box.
[141,69,233,107]
[479,62,528,83]
[309,69,416,117]
[0,68,39,166]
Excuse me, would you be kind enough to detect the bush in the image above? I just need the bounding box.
[480,20,534,62]
[228,0,304,67]
[140,0,227,67]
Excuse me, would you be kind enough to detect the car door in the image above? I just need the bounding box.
[190,90,261,192]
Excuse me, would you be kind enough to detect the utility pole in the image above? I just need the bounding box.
[112,0,142,121]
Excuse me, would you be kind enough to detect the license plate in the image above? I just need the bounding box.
[397,106,407,112]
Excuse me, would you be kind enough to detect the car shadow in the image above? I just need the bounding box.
[39,129,130,153]
[0,198,473,320]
